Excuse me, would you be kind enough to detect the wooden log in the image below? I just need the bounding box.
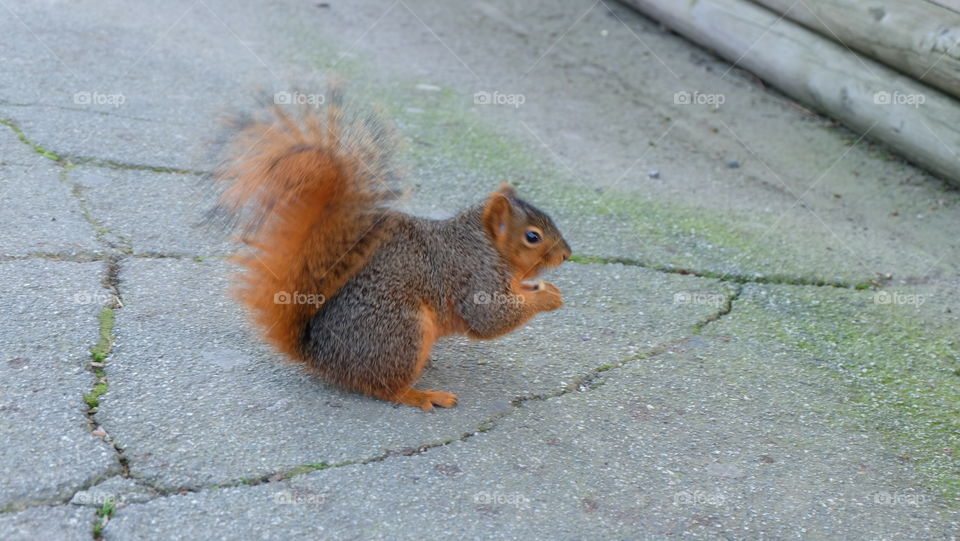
[927,1,960,16]
[751,0,960,100]
[619,0,960,186]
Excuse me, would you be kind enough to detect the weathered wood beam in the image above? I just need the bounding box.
[619,0,960,186]
[752,0,960,100]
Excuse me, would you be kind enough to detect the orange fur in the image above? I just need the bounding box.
[374,305,457,411]
[481,186,569,280]
[217,103,396,362]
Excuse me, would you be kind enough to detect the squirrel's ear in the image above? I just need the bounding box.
[496,182,517,198]
[482,193,512,241]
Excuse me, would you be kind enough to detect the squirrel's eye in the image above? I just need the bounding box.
[525,231,542,244]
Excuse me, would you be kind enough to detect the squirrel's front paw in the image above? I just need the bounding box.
[535,280,564,311]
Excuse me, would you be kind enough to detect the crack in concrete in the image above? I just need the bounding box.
[107,287,743,510]
[692,284,741,333]
[82,256,128,463]
[0,252,109,263]
[0,100,194,126]
[130,253,229,261]
[0,479,109,515]
[124,417,509,505]
[1,117,208,175]
[0,118,61,161]
[0,253,230,263]
[0,161,55,167]
[58,166,134,254]
[569,254,876,289]
[81,256,129,540]
[0,252,233,263]
[48,157,136,536]
[73,158,207,176]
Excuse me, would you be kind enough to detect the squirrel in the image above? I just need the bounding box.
[214,90,571,411]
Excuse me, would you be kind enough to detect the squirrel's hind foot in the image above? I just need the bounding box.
[392,388,458,411]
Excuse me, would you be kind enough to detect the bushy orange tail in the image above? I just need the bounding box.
[215,91,400,361]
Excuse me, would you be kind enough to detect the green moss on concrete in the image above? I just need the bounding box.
[729,285,959,505]
[84,383,109,409]
[91,308,115,363]
[284,462,330,478]
[93,496,116,538]
[0,118,62,161]
[568,255,607,265]
[84,307,116,409]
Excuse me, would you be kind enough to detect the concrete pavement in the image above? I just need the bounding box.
[1,0,957,539]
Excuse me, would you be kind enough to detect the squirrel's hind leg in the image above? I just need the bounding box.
[372,304,458,411]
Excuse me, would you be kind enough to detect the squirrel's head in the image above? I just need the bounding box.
[482,183,571,279]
